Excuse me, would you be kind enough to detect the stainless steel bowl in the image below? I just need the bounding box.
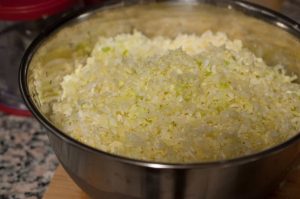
[19,0,300,198]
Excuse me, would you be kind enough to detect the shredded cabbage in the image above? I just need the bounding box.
[49,31,300,163]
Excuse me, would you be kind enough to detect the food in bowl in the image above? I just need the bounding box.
[36,30,300,163]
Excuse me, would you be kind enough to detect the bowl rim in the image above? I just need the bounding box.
[19,0,300,169]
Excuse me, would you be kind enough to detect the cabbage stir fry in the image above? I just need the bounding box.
[48,31,300,162]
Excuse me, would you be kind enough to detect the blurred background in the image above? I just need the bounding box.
[0,0,299,199]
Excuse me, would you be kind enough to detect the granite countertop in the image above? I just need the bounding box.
[0,1,299,199]
[0,113,58,199]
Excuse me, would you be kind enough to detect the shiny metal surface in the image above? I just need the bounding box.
[19,0,300,198]
[48,131,300,199]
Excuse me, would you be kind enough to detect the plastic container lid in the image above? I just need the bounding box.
[0,0,77,20]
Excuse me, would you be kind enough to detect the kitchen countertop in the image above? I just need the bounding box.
[0,1,299,199]
[0,113,58,199]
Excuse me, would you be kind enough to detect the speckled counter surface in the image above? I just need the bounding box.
[0,113,58,199]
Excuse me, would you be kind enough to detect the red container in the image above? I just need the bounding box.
[0,0,78,20]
